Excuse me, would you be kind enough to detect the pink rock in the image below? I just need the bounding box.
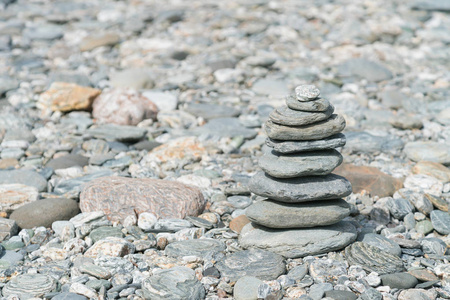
[92,89,158,125]
[79,176,205,223]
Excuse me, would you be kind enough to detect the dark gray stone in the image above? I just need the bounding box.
[248,172,352,203]
[325,290,358,300]
[265,114,346,141]
[216,248,285,281]
[287,265,307,282]
[246,199,351,228]
[46,154,89,170]
[9,198,80,229]
[421,237,447,256]
[309,283,333,300]
[430,210,450,235]
[380,273,418,289]
[358,233,402,257]
[164,239,226,258]
[259,148,342,178]
[0,169,47,192]
[266,133,346,154]
[269,104,334,126]
[142,267,205,300]
[337,58,393,82]
[345,242,405,275]
[87,125,147,142]
[193,118,257,139]
[387,198,414,220]
[286,94,331,112]
[239,221,357,258]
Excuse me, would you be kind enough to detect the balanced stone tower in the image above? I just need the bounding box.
[239,85,357,258]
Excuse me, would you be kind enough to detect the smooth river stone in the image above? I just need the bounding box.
[266,133,346,154]
[239,221,357,258]
[2,274,57,298]
[248,172,352,203]
[345,242,405,275]
[246,199,351,228]
[165,239,226,258]
[295,85,321,101]
[259,149,343,178]
[269,104,333,126]
[265,114,346,141]
[286,94,331,112]
[215,248,286,281]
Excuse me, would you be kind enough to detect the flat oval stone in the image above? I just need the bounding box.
[165,239,226,258]
[142,266,205,300]
[380,273,418,289]
[2,274,56,297]
[246,199,350,228]
[269,105,334,126]
[239,221,357,258]
[88,226,124,243]
[265,114,346,141]
[249,172,352,203]
[430,210,450,235]
[266,133,346,154]
[345,242,405,275]
[286,94,331,112]
[358,233,402,257]
[215,248,285,281]
[259,148,343,178]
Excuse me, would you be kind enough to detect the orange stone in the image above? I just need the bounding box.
[230,215,250,234]
[37,82,101,114]
[334,164,403,197]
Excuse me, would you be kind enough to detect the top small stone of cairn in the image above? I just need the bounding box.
[295,85,321,101]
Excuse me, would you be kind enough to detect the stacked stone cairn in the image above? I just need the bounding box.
[239,85,358,258]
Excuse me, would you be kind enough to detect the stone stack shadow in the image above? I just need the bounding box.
[239,85,358,258]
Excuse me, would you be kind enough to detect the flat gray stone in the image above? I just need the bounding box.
[0,169,47,192]
[52,293,88,300]
[325,290,358,300]
[165,239,226,258]
[2,274,57,298]
[246,199,350,228]
[266,133,346,154]
[421,238,447,256]
[46,154,89,170]
[430,210,450,235]
[337,58,393,82]
[345,242,405,275]
[344,132,404,154]
[239,221,357,258]
[387,198,414,220]
[142,267,205,300]
[216,248,285,281]
[269,104,334,126]
[87,125,147,142]
[248,172,352,203]
[380,273,418,289]
[265,114,346,141]
[404,141,450,165]
[9,198,80,229]
[358,233,402,257]
[184,103,240,120]
[233,276,263,300]
[286,94,331,112]
[259,148,343,178]
[0,218,18,241]
[194,118,257,139]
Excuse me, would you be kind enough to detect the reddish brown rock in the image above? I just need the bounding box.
[334,164,403,197]
[92,89,158,125]
[412,161,450,183]
[37,82,101,115]
[229,215,250,233]
[79,176,205,223]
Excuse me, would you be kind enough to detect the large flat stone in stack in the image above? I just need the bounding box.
[249,172,352,203]
[266,133,346,154]
[259,148,343,178]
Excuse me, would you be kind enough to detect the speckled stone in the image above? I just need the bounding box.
[165,239,226,258]
[285,94,331,112]
[295,85,321,101]
[345,242,405,275]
